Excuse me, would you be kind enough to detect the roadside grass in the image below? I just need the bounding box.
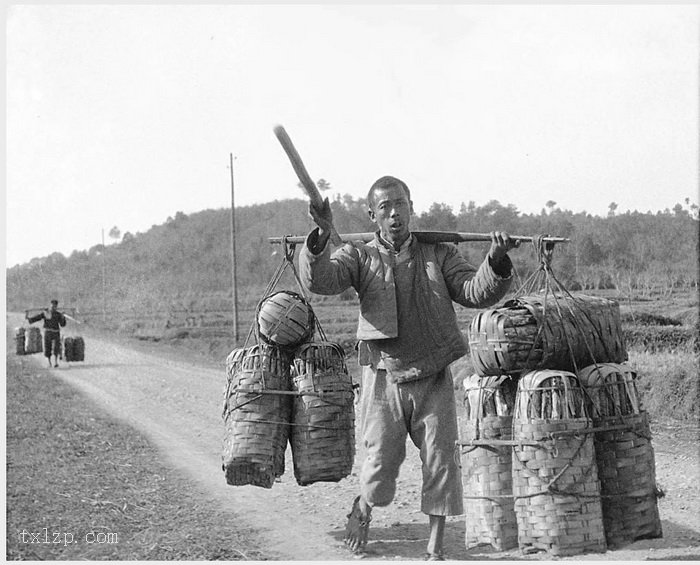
[5,345,270,561]
[629,348,700,423]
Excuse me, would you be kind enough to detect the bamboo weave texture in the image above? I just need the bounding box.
[468,294,626,376]
[461,375,519,551]
[578,363,662,547]
[291,342,355,486]
[257,290,315,348]
[222,344,292,488]
[512,371,606,556]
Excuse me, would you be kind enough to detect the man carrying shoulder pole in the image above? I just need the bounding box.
[27,299,67,368]
[298,175,519,560]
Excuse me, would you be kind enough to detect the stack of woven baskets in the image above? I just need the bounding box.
[222,290,356,489]
[23,326,43,354]
[461,291,662,556]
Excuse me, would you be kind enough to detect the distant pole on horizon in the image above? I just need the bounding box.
[101,228,106,324]
[229,153,239,342]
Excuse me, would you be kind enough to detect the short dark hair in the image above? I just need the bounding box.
[367,176,411,209]
[50,299,58,305]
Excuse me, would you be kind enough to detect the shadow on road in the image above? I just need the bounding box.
[327,521,525,561]
[623,519,700,550]
[327,517,700,561]
[54,363,158,370]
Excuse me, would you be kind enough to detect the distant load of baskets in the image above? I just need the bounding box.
[458,238,663,557]
[16,307,85,363]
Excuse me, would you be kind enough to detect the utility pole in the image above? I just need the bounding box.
[229,153,239,342]
[101,228,106,323]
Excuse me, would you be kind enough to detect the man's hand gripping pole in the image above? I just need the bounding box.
[273,125,342,246]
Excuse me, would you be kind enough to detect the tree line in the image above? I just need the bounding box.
[6,195,698,317]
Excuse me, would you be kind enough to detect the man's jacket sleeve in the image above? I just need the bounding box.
[440,244,513,308]
[27,313,44,324]
[299,229,359,296]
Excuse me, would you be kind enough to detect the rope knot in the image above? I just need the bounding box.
[532,234,555,270]
[282,237,297,262]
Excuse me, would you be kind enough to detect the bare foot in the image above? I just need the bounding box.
[344,496,371,554]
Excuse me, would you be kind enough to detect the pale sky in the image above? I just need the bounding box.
[5,4,699,268]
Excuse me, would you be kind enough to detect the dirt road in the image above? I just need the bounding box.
[9,314,700,561]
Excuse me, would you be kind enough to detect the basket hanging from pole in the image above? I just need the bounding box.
[256,289,315,349]
[63,336,85,362]
[221,240,304,488]
[25,326,42,354]
[468,294,627,377]
[578,363,663,547]
[221,343,293,488]
[290,341,355,486]
[222,239,356,488]
[15,327,26,355]
[467,235,627,378]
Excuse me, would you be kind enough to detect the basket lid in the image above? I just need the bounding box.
[578,363,637,386]
[256,290,315,347]
[518,369,579,390]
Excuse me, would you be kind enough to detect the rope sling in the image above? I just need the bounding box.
[221,239,355,488]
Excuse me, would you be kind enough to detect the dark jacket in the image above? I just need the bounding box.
[28,310,67,332]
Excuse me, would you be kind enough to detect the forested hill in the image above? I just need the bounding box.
[6,195,699,315]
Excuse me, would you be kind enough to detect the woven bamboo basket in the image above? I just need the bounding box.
[25,326,43,354]
[460,375,519,551]
[222,347,249,439]
[15,327,25,355]
[578,363,662,547]
[290,342,355,486]
[63,337,75,361]
[512,370,606,556]
[222,344,292,488]
[257,290,315,349]
[225,347,248,381]
[468,294,626,376]
[63,336,85,362]
[73,337,85,361]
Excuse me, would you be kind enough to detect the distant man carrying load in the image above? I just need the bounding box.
[299,175,519,560]
[27,299,67,368]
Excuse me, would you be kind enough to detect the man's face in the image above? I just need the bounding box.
[368,185,414,246]
[49,303,57,312]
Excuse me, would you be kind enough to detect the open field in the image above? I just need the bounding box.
[5,300,700,561]
[92,288,698,423]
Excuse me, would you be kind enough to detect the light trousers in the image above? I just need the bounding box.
[358,366,464,516]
